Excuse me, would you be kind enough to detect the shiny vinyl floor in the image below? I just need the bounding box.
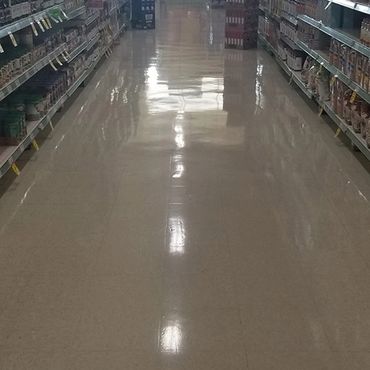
[1,2,370,369]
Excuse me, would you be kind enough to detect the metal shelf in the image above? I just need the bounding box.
[320,100,370,160]
[259,6,280,21]
[280,34,300,50]
[85,10,100,25]
[328,0,370,15]
[0,5,61,39]
[259,32,370,160]
[0,5,85,40]
[65,5,86,19]
[258,33,313,98]
[291,70,313,99]
[281,11,298,26]
[0,43,66,102]
[297,39,370,104]
[68,40,88,62]
[0,43,108,179]
[109,5,119,15]
[86,32,100,51]
[297,14,370,57]
[113,23,126,40]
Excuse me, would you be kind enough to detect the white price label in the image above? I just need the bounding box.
[49,60,58,71]
[61,52,68,62]
[30,21,38,36]
[8,32,17,47]
[0,43,4,53]
[36,20,45,32]
[45,17,52,29]
[55,56,63,65]
[61,10,68,19]
[41,18,49,29]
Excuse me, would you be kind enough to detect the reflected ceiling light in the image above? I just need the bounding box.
[172,163,184,179]
[160,322,182,353]
[175,134,185,149]
[146,65,158,87]
[168,217,185,254]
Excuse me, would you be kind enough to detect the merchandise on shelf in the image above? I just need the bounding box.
[280,19,297,42]
[64,27,84,52]
[329,38,370,92]
[0,30,63,89]
[331,79,370,146]
[301,0,330,23]
[297,21,329,50]
[225,0,258,49]
[64,0,84,11]
[281,0,298,17]
[131,0,155,29]
[360,18,370,47]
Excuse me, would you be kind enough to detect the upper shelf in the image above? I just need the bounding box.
[297,14,370,58]
[328,0,370,15]
[297,39,370,104]
[0,5,85,40]
[281,11,298,26]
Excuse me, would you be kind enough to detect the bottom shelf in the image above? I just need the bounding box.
[320,101,370,160]
[258,33,370,160]
[0,38,120,179]
[258,33,313,99]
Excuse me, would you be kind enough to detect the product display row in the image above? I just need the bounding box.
[258,0,370,160]
[0,0,127,178]
[225,0,258,49]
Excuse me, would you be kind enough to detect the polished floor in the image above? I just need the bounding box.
[1,1,370,369]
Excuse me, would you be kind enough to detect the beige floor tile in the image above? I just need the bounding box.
[246,351,350,370]
[0,0,369,367]
[162,272,237,311]
[160,309,244,353]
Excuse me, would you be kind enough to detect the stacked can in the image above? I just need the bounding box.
[224,0,258,50]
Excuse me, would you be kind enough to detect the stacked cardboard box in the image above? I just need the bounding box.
[225,0,258,49]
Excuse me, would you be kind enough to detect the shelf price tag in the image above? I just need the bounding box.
[32,139,39,151]
[50,15,59,23]
[11,163,20,176]
[8,32,17,47]
[49,60,58,71]
[61,10,69,19]
[335,127,341,137]
[41,18,49,30]
[318,106,324,116]
[49,120,54,131]
[45,17,52,29]
[0,43,4,53]
[61,52,68,62]
[350,91,357,104]
[316,62,324,76]
[30,21,38,36]
[330,74,337,87]
[36,19,45,32]
[55,56,63,65]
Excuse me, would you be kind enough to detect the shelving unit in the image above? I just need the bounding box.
[296,40,370,103]
[327,0,370,15]
[0,0,129,179]
[258,32,313,99]
[258,0,370,160]
[297,14,370,57]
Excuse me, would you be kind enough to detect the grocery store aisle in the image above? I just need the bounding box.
[1,1,370,369]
